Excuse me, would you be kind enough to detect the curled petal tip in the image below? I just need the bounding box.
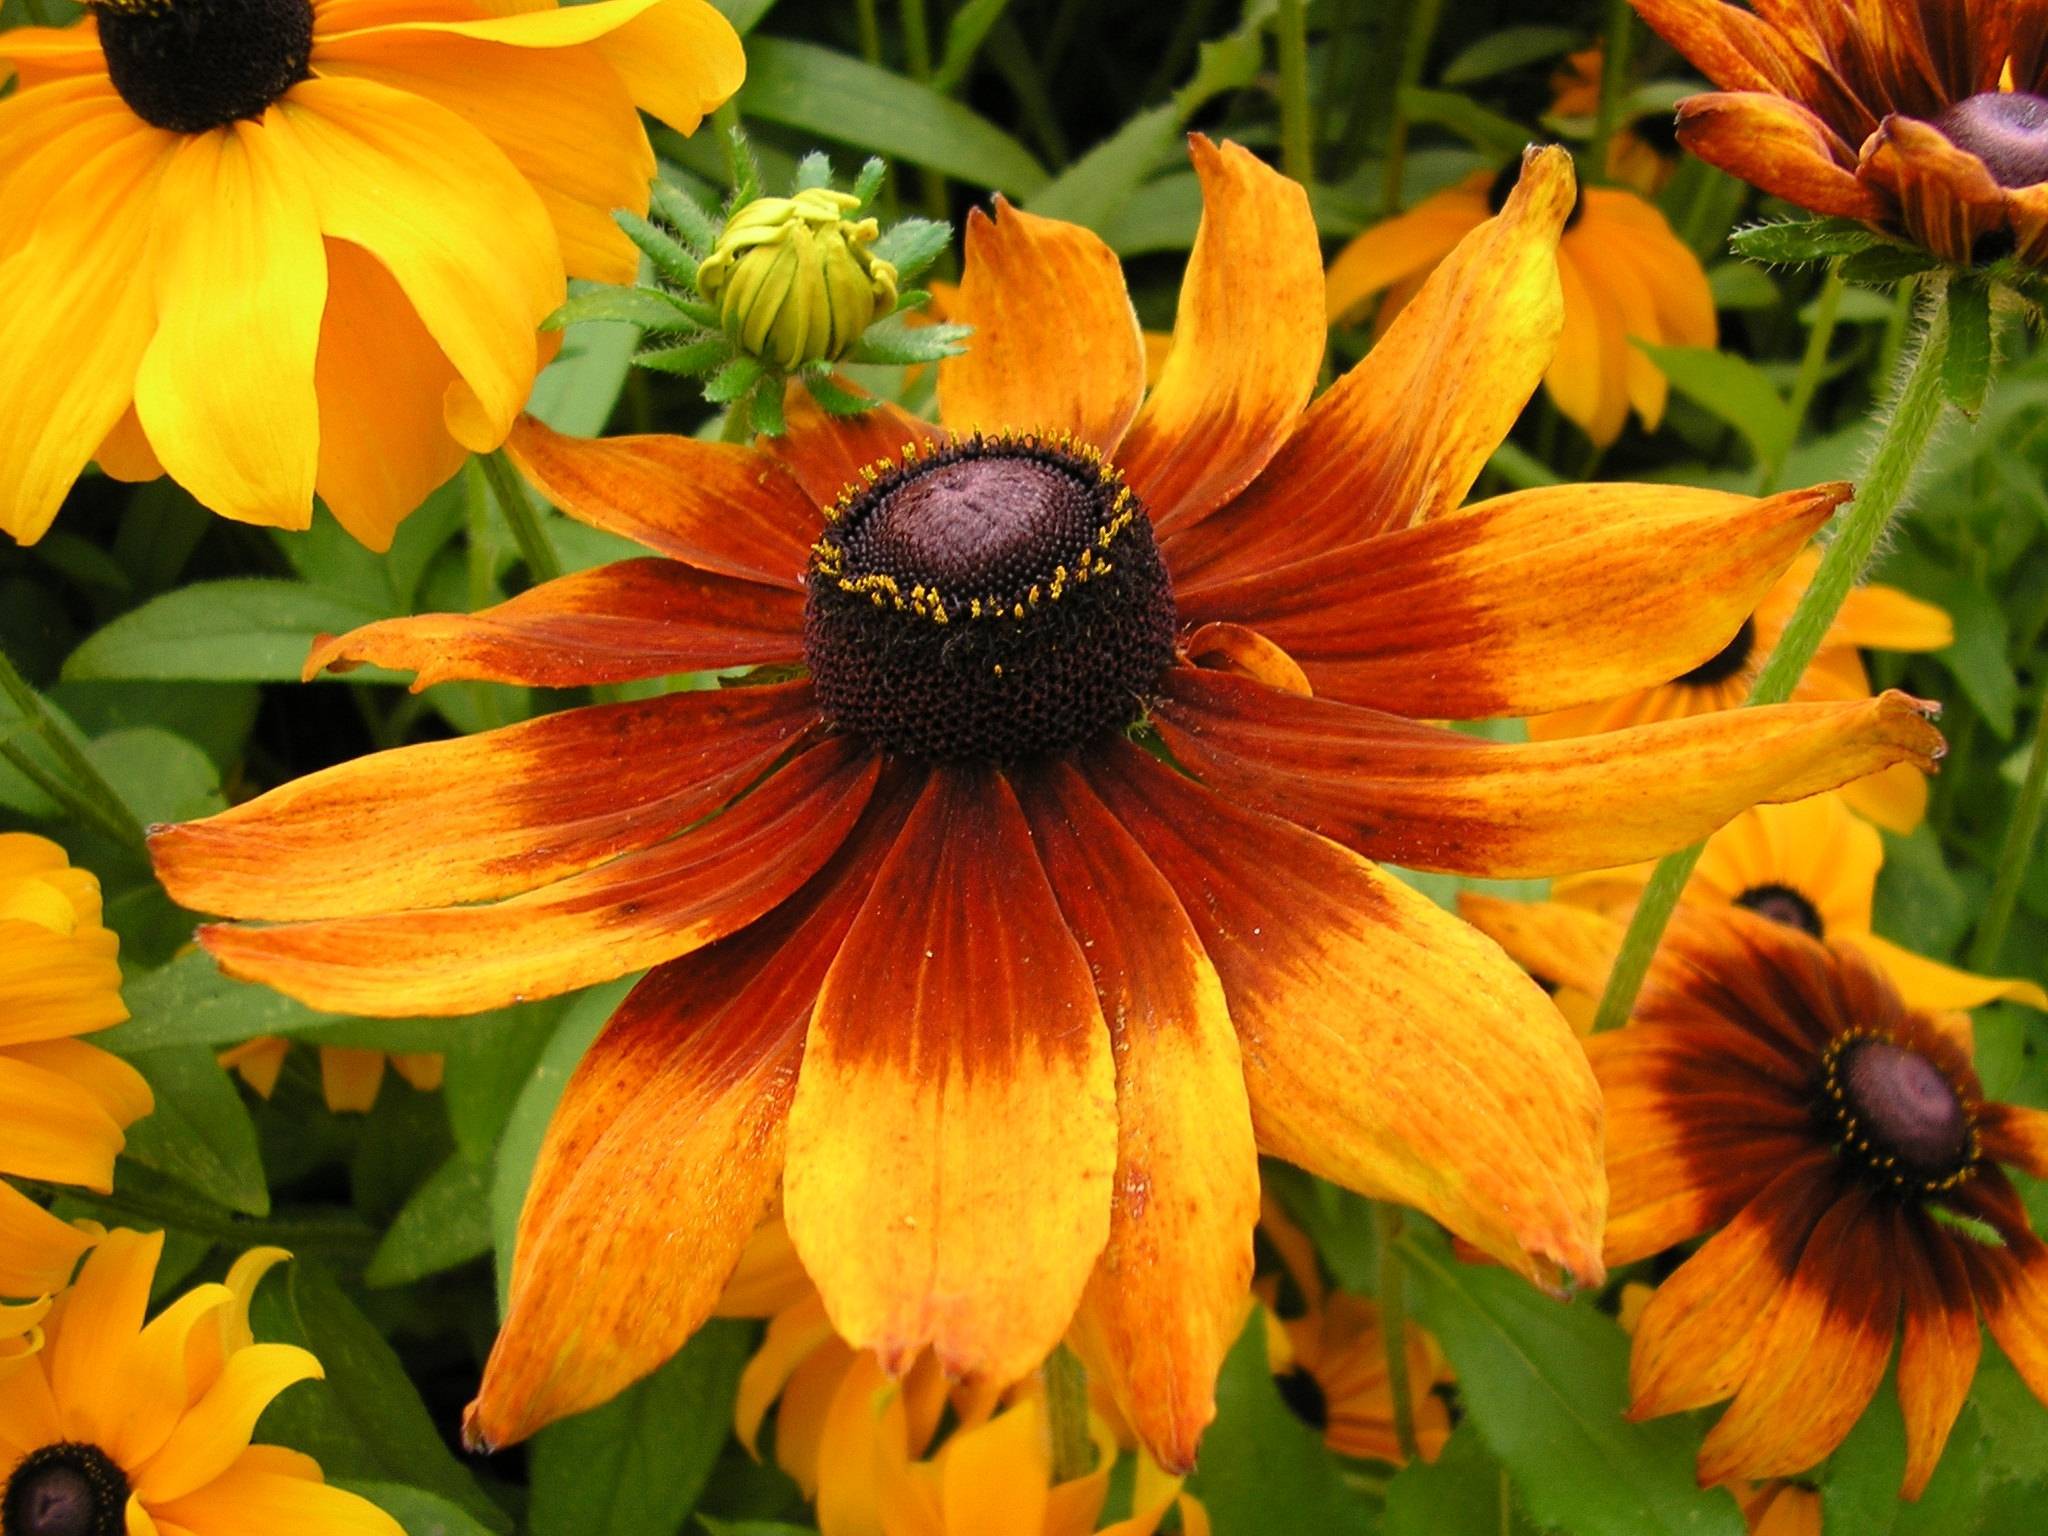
[460,1402,496,1455]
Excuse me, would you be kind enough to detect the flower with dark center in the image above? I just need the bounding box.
[1584,908,2048,1497]
[1675,616,1754,688]
[1733,880,1824,937]
[0,0,743,548]
[0,1231,405,1536]
[1634,0,2048,269]
[151,141,1945,1474]
[1329,156,1712,447]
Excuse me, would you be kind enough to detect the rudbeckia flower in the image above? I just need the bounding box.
[0,0,744,549]
[0,836,149,1302]
[0,1230,402,1536]
[1632,0,2048,267]
[1529,549,1954,831]
[1589,909,2048,1496]
[1466,793,2046,1017]
[151,139,1947,1470]
[1326,161,1714,445]
[1550,44,1681,194]
[218,1036,444,1112]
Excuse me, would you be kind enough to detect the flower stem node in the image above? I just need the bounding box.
[696,188,899,371]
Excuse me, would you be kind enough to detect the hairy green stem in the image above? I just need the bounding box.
[1380,0,1447,214]
[1373,1204,1419,1462]
[1276,0,1314,186]
[1758,262,1847,493]
[0,646,146,851]
[1586,0,1634,183]
[1969,677,2048,972]
[479,449,563,586]
[1044,1343,1096,1482]
[1591,294,1956,1034]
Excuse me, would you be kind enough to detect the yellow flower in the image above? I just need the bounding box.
[0,836,149,1302]
[0,1230,401,1536]
[218,1036,444,1112]
[1549,44,1680,195]
[0,0,744,549]
[1327,165,1715,446]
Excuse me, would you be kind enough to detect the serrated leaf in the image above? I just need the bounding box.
[728,125,764,204]
[615,209,699,289]
[1945,277,1993,415]
[120,1044,270,1216]
[1638,342,1798,469]
[705,355,766,404]
[638,335,733,377]
[547,286,701,332]
[1729,216,1882,264]
[870,217,953,282]
[62,580,387,683]
[366,1151,493,1288]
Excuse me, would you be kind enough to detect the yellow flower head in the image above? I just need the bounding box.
[0,0,745,550]
[0,1230,402,1536]
[698,187,900,370]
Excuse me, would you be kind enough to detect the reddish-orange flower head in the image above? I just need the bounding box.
[1601,910,2048,1497]
[151,138,1945,1473]
[1634,0,2048,266]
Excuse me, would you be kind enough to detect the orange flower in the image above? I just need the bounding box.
[1327,163,1714,445]
[1593,908,2048,1496]
[218,1036,444,1112]
[1550,44,1681,194]
[153,139,1944,1470]
[1529,549,1954,832]
[1633,0,2048,266]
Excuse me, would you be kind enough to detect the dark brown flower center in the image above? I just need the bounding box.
[1933,92,2048,190]
[804,434,1177,761]
[93,0,314,135]
[1676,616,1755,688]
[1733,882,1824,937]
[1821,1035,1978,1194]
[2,1444,128,1536]
[1275,1368,1331,1431]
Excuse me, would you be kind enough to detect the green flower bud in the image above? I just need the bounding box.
[696,188,899,370]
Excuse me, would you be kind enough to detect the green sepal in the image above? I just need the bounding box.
[1942,275,1993,416]
[1839,241,1942,286]
[802,371,878,415]
[615,208,699,289]
[1728,215,1881,265]
[705,355,767,404]
[852,156,887,209]
[749,375,788,436]
[651,179,720,254]
[847,317,972,366]
[543,285,701,332]
[636,335,733,377]
[871,218,953,282]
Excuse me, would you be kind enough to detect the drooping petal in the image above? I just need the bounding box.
[1455,893,1621,999]
[0,1182,90,1296]
[506,415,817,587]
[0,1048,134,1189]
[49,1230,160,1446]
[153,682,817,920]
[197,738,878,1016]
[469,771,916,1448]
[1164,147,1572,586]
[132,1344,325,1502]
[1015,759,1259,1474]
[1179,480,1848,718]
[148,1455,405,1536]
[937,199,1143,451]
[1848,933,2048,1012]
[1894,1212,1981,1500]
[1151,667,1942,878]
[1674,92,1891,220]
[784,765,1117,1386]
[1547,247,1630,447]
[1117,137,1323,535]
[304,558,805,689]
[1962,1227,2048,1413]
[1087,740,1606,1290]
[1322,180,1485,325]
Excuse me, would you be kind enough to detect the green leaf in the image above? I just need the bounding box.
[750,374,788,436]
[62,580,387,684]
[706,355,766,404]
[252,1262,512,1532]
[1944,277,1993,415]
[119,1044,270,1216]
[639,335,734,377]
[1893,561,2016,738]
[340,1483,502,1536]
[547,285,702,332]
[1840,242,1942,286]
[791,149,834,191]
[801,372,876,416]
[529,1320,751,1536]
[99,949,332,1054]
[931,0,1011,93]
[1707,260,1781,311]
[1386,1423,1541,1535]
[88,727,224,824]
[1401,1238,1747,1536]
[1185,1307,1369,1534]
[1441,24,1578,84]
[1399,87,1534,160]
[1821,1380,1990,1536]
[707,0,778,33]
[616,208,700,289]
[366,1151,494,1288]
[847,318,971,365]
[739,38,1049,197]
[870,217,953,282]
[697,1523,815,1536]
[653,179,722,254]
[1638,342,1797,468]
[1728,216,1881,265]
[442,1001,569,1162]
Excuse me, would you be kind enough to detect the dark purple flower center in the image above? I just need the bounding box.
[92,0,314,135]
[1734,882,1824,937]
[1822,1036,1977,1193]
[804,435,1177,761]
[1676,617,1755,688]
[1932,92,2048,190]
[1,1444,128,1536]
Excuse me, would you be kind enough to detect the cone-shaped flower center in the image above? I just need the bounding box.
[805,435,1177,761]
[93,0,314,134]
[1676,616,1754,687]
[1823,1037,1976,1192]
[1934,92,2048,190]
[1,1444,129,1536]
[1734,882,1824,937]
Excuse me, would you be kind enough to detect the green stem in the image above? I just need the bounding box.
[1586,0,1634,185]
[1590,292,1956,1035]
[478,449,563,586]
[0,646,146,851]
[1043,1343,1096,1482]
[1380,0,1447,214]
[853,0,883,63]
[1757,262,1847,494]
[1373,1204,1419,1463]
[1969,677,2048,972]
[1276,0,1314,187]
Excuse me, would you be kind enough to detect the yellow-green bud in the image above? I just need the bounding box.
[696,188,899,370]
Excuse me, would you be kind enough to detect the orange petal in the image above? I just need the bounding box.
[197,737,877,1016]
[765,380,946,507]
[1675,92,1892,221]
[1322,179,1485,324]
[1894,1211,1981,1499]
[153,682,817,920]
[507,415,818,588]
[1118,137,1323,535]
[1980,1103,2048,1177]
[1961,1227,2048,1417]
[1456,893,1621,1000]
[304,557,805,690]
[1015,760,1259,1474]
[937,199,1143,451]
[1151,667,1941,878]
[783,765,1116,1386]
[1860,113,2012,266]
[1179,480,1848,718]
[1166,148,1572,586]
[1087,740,1605,1291]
